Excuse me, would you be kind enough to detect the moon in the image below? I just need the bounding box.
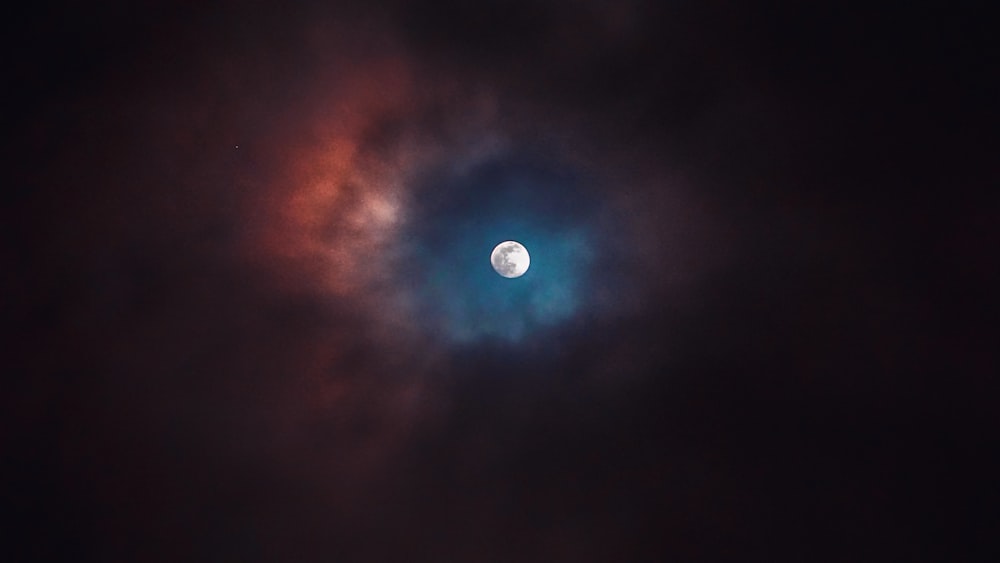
[491,241,530,278]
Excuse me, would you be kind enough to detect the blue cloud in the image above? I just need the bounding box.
[400,154,602,344]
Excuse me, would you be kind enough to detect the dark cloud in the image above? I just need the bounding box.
[3,1,996,561]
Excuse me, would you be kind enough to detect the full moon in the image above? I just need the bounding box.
[491,241,530,278]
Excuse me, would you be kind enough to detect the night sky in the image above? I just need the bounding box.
[4,1,997,561]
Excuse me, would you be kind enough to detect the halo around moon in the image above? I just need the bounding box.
[491,241,530,278]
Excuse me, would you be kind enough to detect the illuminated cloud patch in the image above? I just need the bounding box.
[397,152,605,343]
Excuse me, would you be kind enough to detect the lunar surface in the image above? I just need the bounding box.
[491,241,530,278]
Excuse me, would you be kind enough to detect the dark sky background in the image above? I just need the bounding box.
[3,1,997,561]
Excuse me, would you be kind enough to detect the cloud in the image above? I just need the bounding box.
[390,150,605,343]
[13,1,992,560]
